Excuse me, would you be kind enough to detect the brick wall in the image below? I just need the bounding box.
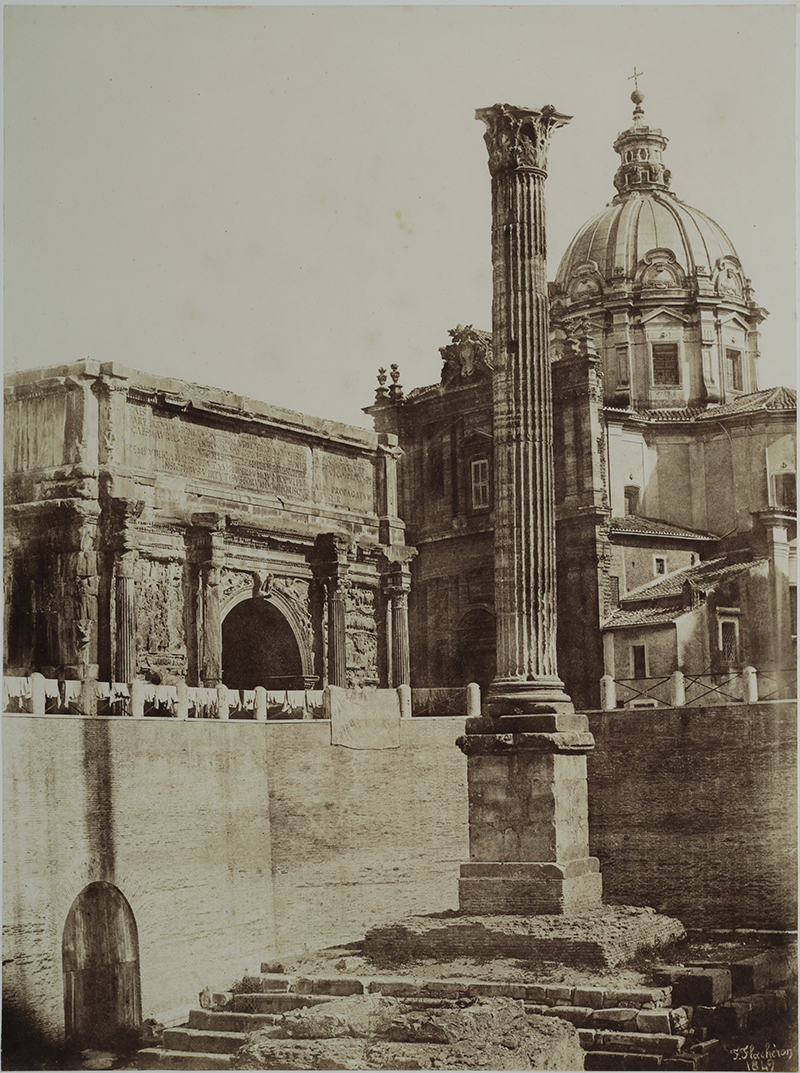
[2,714,468,1045]
[587,701,797,929]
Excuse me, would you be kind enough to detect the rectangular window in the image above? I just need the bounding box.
[725,348,743,391]
[426,441,444,497]
[651,342,680,386]
[773,472,797,511]
[720,620,739,664]
[654,556,666,576]
[624,486,640,516]
[608,576,620,607]
[632,644,647,678]
[471,458,490,509]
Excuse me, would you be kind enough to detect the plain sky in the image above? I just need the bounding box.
[4,4,796,428]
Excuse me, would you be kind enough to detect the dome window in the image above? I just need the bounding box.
[725,348,743,391]
[624,486,640,516]
[626,151,633,162]
[651,342,680,386]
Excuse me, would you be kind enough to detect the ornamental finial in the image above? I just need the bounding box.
[628,67,645,120]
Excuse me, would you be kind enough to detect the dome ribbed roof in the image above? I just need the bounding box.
[555,190,741,288]
[554,95,745,297]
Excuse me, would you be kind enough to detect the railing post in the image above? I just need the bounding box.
[397,683,412,719]
[742,666,758,704]
[176,680,189,720]
[466,682,481,719]
[669,670,686,708]
[30,673,46,716]
[600,675,616,711]
[130,680,145,718]
[254,686,268,722]
[216,683,230,721]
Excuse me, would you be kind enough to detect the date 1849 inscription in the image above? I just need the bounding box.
[126,405,374,512]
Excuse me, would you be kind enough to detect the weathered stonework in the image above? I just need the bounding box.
[4,362,415,694]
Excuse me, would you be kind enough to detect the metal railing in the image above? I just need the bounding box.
[600,665,795,710]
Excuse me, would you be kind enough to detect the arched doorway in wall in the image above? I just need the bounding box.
[62,882,141,1050]
[222,597,305,690]
[454,607,497,693]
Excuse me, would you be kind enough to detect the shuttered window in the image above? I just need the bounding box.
[471,459,490,509]
[652,343,680,385]
[725,348,743,391]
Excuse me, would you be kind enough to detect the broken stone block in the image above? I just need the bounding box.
[636,1008,672,1034]
[591,1007,638,1030]
[281,993,401,1039]
[670,1006,692,1034]
[238,996,584,1071]
[653,967,732,1006]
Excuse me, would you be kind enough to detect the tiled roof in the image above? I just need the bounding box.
[609,516,716,541]
[606,387,796,424]
[604,606,686,629]
[621,555,766,603]
[693,386,796,419]
[636,407,705,422]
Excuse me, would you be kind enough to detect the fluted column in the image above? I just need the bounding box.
[110,498,143,714]
[457,104,602,915]
[115,551,137,686]
[385,572,411,687]
[477,103,573,716]
[201,564,223,687]
[326,575,348,687]
[313,533,351,689]
[191,512,226,687]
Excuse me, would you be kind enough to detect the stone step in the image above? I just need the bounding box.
[188,1008,282,1032]
[229,991,337,1014]
[580,1029,686,1057]
[136,1047,232,1070]
[584,1052,666,1071]
[583,1052,710,1071]
[162,1027,247,1055]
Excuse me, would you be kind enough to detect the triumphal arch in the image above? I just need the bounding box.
[4,361,414,697]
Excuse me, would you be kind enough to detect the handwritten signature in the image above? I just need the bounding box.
[729,1043,794,1071]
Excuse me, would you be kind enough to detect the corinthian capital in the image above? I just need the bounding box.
[476,103,571,175]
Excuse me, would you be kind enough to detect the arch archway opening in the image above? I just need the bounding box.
[62,882,141,1050]
[222,597,304,691]
[454,607,497,693]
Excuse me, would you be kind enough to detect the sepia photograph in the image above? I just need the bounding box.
[3,4,797,1071]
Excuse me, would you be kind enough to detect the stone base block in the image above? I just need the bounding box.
[459,859,603,915]
[483,676,575,717]
[363,905,687,969]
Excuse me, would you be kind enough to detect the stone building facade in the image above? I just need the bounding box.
[367,96,796,710]
[4,361,414,695]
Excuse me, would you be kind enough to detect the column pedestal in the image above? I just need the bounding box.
[457,713,602,915]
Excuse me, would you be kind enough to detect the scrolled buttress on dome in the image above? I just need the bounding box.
[712,256,745,298]
[635,248,686,290]
[565,261,605,303]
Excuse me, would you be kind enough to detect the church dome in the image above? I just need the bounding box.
[550,86,765,411]
[555,193,743,297]
[554,93,748,304]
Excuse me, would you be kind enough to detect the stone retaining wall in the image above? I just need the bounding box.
[587,701,797,929]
